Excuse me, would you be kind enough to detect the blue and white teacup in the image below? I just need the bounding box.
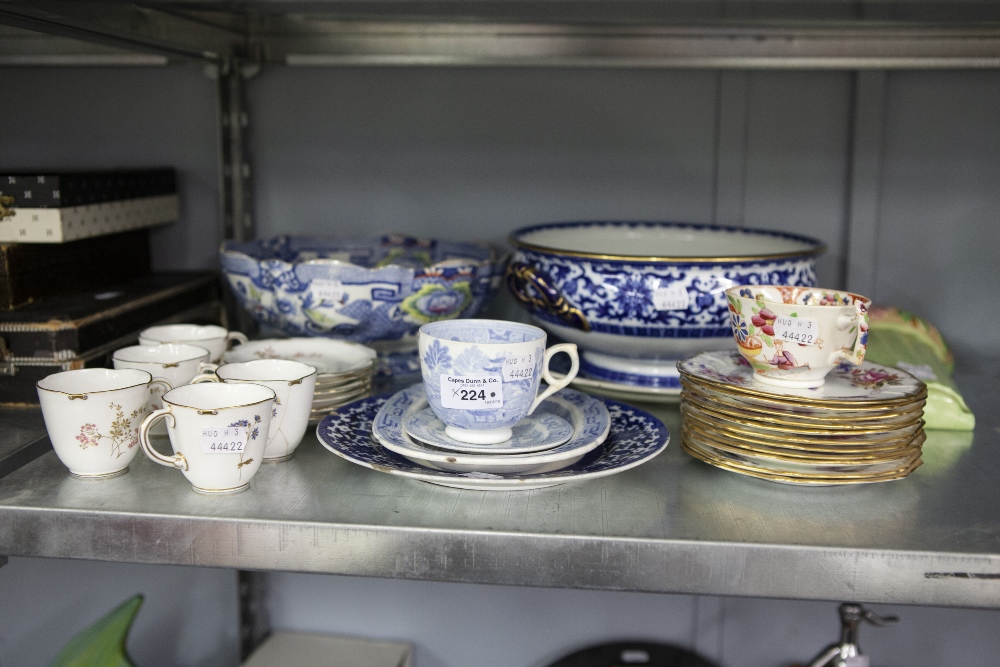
[418,319,579,445]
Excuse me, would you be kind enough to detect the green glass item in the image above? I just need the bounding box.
[50,595,143,667]
[865,308,975,431]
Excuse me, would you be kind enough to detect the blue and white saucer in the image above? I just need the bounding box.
[376,386,608,473]
[404,407,573,455]
[317,393,669,490]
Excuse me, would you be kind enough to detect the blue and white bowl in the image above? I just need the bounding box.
[507,221,824,388]
[220,235,503,349]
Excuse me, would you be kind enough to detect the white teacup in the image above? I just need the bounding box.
[419,319,579,444]
[191,359,317,462]
[138,383,275,494]
[37,368,168,479]
[138,324,248,364]
[113,343,216,412]
[726,285,870,389]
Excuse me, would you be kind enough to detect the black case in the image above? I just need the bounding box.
[0,272,221,405]
[0,169,176,208]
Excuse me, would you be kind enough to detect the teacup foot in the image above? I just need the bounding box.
[752,373,826,389]
[69,467,129,480]
[191,482,250,495]
[444,425,513,445]
[263,451,295,463]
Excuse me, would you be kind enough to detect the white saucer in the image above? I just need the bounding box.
[403,408,573,455]
[372,386,610,474]
[568,375,681,404]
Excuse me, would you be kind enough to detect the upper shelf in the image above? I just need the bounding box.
[4,0,1000,68]
[0,363,996,608]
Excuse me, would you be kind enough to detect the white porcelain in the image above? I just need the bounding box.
[374,386,608,473]
[37,368,165,479]
[138,383,275,493]
[404,407,573,455]
[139,324,249,363]
[113,343,215,412]
[726,286,871,388]
[419,319,579,444]
[223,337,376,375]
[191,359,316,462]
[568,374,682,404]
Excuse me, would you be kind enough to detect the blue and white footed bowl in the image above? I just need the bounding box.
[507,222,824,388]
[220,235,502,346]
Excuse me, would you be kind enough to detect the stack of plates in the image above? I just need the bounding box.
[677,351,928,486]
[223,338,376,421]
[316,385,670,491]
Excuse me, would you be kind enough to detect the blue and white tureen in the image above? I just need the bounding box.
[221,235,502,347]
[507,221,824,389]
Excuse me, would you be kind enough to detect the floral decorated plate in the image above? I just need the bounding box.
[679,379,924,423]
[375,386,608,472]
[403,404,577,455]
[681,403,923,446]
[224,338,376,375]
[678,351,925,406]
[317,394,668,490]
[683,420,923,457]
[682,437,922,486]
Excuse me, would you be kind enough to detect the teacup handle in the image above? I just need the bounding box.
[190,372,221,384]
[139,407,188,470]
[528,343,579,415]
[226,332,249,349]
[149,377,173,395]
[198,362,218,374]
[829,301,869,367]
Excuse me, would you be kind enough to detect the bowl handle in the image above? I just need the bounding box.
[506,262,590,332]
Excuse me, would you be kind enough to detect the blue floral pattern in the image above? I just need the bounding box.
[317,393,669,486]
[221,235,503,343]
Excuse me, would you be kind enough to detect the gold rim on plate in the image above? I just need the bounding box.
[677,371,927,408]
[682,440,923,484]
[682,422,925,463]
[681,396,925,434]
[679,380,926,423]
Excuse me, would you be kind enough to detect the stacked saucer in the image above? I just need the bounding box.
[677,351,927,485]
[223,338,376,420]
[317,385,671,490]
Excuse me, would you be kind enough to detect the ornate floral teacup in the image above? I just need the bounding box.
[726,285,870,389]
[138,383,275,494]
[37,368,168,479]
[113,343,216,412]
[418,319,579,444]
[191,359,317,462]
[138,324,249,364]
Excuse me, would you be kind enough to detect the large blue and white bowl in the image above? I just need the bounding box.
[507,222,824,388]
[221,235,502,348]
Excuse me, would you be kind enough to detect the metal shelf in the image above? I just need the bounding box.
[0,365,996,608]
[4,1,1000,68]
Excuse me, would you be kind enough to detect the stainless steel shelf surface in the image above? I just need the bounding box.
[5,1,1000,68]
[0,366,997,608]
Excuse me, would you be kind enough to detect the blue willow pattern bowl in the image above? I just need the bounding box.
[221,235,502,344]
[506,221,824,387]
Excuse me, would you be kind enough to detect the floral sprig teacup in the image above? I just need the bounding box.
[726,285,870,389]
[37,368,168,478]
[138,383,275,494]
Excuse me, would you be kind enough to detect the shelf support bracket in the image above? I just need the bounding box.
[214,57,256,243]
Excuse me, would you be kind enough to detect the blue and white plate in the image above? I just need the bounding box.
[403,406,573,455]
[376,386,607,473]
[317,393,669,490]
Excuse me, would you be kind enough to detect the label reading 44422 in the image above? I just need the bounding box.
[200,426,248,454]
[772,315,820,346]
[440,374,503,410]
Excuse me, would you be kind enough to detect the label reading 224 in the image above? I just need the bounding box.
[440,374,503,410]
